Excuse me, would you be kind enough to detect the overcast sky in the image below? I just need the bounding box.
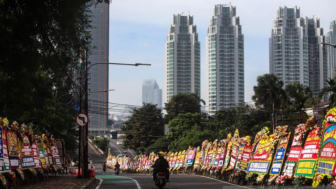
[108,0,335,108]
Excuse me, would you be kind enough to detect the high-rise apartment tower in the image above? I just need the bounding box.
[165,14,201,103]
[306,16,327,98]
[269,6,309,87]
[205,4,244,115]
[326,20,336,80]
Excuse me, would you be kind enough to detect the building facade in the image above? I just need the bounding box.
[326,20,336,80]
[205,4,244,115]
[269,6,309,87]
[165,14,201,103]
[87,2,109,136]
[307,16,327,98]
[142,79,162,108]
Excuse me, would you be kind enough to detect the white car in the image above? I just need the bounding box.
[116,140,123,145]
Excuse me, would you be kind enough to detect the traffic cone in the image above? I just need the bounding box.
[90,165,95,178]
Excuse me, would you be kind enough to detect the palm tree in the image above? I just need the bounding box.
[252,74,287,132]
[320,78,336,107]
[285,83,312,111]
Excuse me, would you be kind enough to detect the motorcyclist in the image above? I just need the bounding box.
[152,151,170,182]
[115,161,120,170]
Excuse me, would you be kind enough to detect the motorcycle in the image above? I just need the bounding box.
[154,172,166,189]
[115,168,120,175]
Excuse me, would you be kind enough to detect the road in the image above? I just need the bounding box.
[88,140,248,189]
[109,138,136,158]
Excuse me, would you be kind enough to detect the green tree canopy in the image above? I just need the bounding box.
[285,82,312,111]
[252,74,287,111]
[122,103,164,154]
[164,93,202,122]
[320,78,336,107]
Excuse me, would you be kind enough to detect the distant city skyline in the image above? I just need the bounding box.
[108,0,335,108]
[142,79,162,108]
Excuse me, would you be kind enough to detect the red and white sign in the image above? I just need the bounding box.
[76,113,89,127]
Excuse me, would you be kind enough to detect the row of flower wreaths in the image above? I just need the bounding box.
[0,117,63,187]
[106,107,336,188]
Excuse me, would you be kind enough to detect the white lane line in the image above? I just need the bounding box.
[109,141,122,153]
[197,175,251,189]
[95,179,103,189]
[129,177,142,189]
[128,149,135,157]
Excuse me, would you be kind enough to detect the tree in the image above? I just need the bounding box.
[122,103,164,154]
[285,82,312,111]
[252,74,287,131]
[145,136,169,154]
[166,113,201,151]
[0,0,109,150]
[164,93,202,122]
[320,78,336,107]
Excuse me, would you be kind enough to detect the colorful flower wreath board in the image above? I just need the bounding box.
[193,147,202,170]
[186,148,196,167]
[20,128,35,169]
[270,132,291,175]
[7,128,19,170]
[236,144,252,171]
[37,139,47,167]
[0,124,11,172]
[294,127,321,178]
[316,108,336,176]
[247,134,275,175]
[282,123,311,178]
[50,137,61,165]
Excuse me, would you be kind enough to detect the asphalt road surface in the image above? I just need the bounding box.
[109,138,136,158]
[94,169,250,189]
[89,141,249,189]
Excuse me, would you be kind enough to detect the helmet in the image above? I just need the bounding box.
[158,151,165,158]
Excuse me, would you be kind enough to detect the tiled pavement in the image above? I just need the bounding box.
[18,175,98,189]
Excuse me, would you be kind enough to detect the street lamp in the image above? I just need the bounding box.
[321,42,336,48]
[80,62,151,179]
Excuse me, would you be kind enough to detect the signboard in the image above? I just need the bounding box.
[294,128,321,178]
[186,149,196,166]
[7,130,19,170]
[76,113,89,127]
[247,135,274,174]
[32,142,41,168]
[270,133,290,175]
[236,145,252,171]
[316,110,336,175]
[21,135,35,169]
[2,128,10,172]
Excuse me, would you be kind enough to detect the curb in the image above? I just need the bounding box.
[88,139,104,155]
[80,178,96,189]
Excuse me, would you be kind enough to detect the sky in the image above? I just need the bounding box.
[108,0,336,108]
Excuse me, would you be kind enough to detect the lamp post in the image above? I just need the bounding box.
[321,42,336,48]
[81,62,151,179]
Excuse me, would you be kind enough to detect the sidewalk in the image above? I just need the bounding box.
[18,175,99,189]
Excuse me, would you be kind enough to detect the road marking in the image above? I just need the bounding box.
[110,141,122,153]
[95,179,103,189]
[128,177,142,189]
[96,175,141,189]
[197,175,251,189]
[128,149,135,156]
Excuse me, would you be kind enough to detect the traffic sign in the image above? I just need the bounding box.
[76,113,89,127]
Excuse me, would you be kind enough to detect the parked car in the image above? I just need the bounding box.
[117,154,128,158]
